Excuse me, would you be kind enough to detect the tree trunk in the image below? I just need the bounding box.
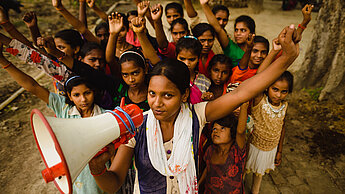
[294,0,345,104]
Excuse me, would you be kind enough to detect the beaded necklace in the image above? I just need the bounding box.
[266,95,285,113]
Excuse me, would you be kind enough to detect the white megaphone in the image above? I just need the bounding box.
[30,98,143,194]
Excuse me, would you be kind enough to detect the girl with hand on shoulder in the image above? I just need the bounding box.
[89,24,299,194]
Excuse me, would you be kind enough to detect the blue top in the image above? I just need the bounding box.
[47,92,107,194]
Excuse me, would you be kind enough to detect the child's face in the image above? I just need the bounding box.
[54,38,78,57]
[128,15,136,30]
[121,60,146,89]
[267,80,289,106]
[68,84,95,113]
[148,75,188,122]
[198,30,215,54]
[211,123,232,145]
[215,10,229,29]
[118,26,128,41]
[171,23,188,43]
[210,62,231,85]
[250,42,268,67]
[177,49,199,73]
[80,49,105,71]
[166,8,182,25]
[234,22,250,44]
[96,27,110,42]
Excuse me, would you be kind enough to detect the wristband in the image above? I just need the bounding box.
[2,62,12,69]
[55,7,64,11]
[298,24,306,30]
[91,167,107,176]
[0,20,9,25]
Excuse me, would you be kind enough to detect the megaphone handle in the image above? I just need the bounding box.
[41,162,65,183]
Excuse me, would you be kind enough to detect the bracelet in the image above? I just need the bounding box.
[0,20,9,25]
[55,7,64,11]
[91,167,107,176]
[298,24,306,30]
[2,62,12,69]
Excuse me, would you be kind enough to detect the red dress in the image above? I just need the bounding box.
[204,142,246,194]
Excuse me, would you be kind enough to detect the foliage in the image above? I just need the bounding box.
[303,87,323,101]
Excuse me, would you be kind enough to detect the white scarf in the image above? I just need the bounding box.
[146,103,198,193]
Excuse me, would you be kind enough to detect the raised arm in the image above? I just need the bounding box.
[256,38,281,74]
[236,102,249,148]
[79,0,88,28]
[238,33,254,70]
[86,0,108,22]
[184,0,198,18]
[200,0,229,49]
[132,17,161,65]
[137,1,155,29]
[105,12,122,66]
[0,32,72,84]
[151,4,169,49]
[22,12,42,47]
[205,25,299,122]
[295,4,313,43]
[0,6,33,48]
[0,44,49,103]
[52,0,100,43]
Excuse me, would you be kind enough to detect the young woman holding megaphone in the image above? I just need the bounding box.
[87,23,299,193]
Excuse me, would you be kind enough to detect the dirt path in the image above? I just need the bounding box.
[0,0,344,193]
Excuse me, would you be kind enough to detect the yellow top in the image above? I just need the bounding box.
[250,95,288,151]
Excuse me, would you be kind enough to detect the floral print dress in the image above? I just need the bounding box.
[204,142,246,194]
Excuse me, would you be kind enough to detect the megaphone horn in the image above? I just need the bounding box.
[30,101,143,194]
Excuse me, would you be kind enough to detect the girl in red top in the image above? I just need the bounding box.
[199,103,248,194]
[191,23,216,78]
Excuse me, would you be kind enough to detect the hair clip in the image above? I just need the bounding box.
[183,36,198,40]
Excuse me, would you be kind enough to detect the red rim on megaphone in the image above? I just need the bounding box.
[30,109,72,193]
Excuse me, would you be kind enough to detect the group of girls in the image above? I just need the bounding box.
[0,0,313,193]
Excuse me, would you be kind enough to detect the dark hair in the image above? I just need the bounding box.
[119,48,146,70]
[150,58,190,95]
[235,15,255,34]
[64,76,101,106]
[127,10,138,17]
[212,4,229,17]
[165,2,184,18]
[191,23,216,39]
[254,35,269,51]
[277,71,294,93]
[213,114,238,140]
[54,29,84,49]
[207,54,232,75]
[176,37,202,58]
[170,18,189,33]
[78,42,104,59]
[95,22,109,35]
